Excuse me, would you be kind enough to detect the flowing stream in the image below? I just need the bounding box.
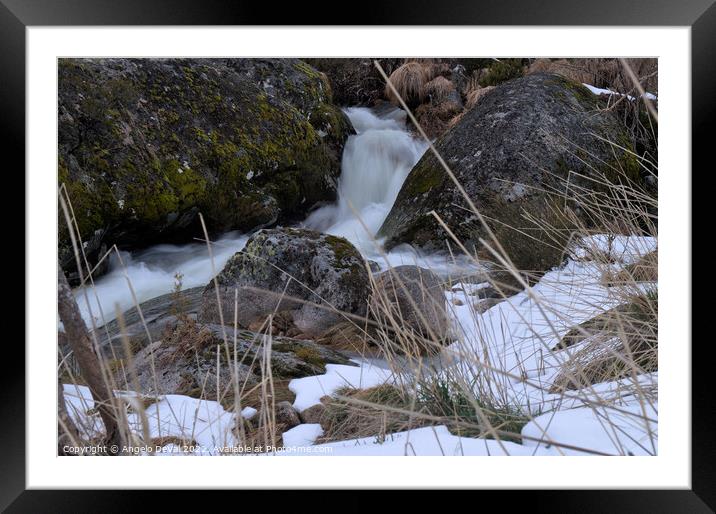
[75,107,478,327]
[302,107,427,253]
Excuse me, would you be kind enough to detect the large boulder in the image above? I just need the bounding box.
[198,228,371,336]
[377,73,641,273]
[58,58,353,282]
[370,266,450,342]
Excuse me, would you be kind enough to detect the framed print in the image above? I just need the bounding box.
[4,0,713,509]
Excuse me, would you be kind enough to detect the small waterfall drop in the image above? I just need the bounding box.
[72,106,482,327]
[304,107,428,255]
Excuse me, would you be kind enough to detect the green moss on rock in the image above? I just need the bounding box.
[58,58,351,271]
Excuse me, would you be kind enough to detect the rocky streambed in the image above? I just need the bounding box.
[60,58,657,451]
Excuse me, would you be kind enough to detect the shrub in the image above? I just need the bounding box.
[417,377,532,442]
[478,59,525,87]
[317,385,422,443]
[414,101,463,140]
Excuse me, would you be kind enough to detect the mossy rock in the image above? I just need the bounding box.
[199,227,371,337]
[378,73,642,275]
[58,58,353,280]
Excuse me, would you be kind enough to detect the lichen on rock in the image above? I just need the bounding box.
[198,227,371,337]
[377,73,642,274]
[58,58,353,281]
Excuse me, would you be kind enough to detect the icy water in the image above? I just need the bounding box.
[74,107,480,327]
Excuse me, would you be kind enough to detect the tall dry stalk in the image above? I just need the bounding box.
[58,265,125,453]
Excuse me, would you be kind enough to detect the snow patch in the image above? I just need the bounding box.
[289,359,394,412]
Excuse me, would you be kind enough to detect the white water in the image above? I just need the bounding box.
[74,107,481,327]
[75,232,249,328]
[303,107,428,255]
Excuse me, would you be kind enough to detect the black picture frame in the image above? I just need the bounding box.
[4,0,711,510]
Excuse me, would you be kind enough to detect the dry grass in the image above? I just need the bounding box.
[527,58,658,160]
[527,58,658,94]
[414,101,463,140]
[374,58,658,454]
[384,61,439,108]
[316,385,421,443]
[603,250,658,287]
[465,84,495,110]
[528,58,594,84]
[423,75,456,104]
[550,289,658,392]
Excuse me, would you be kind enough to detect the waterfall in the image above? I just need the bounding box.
[73,106,482,327]
[303,107,428,255]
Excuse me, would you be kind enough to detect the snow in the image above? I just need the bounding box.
[282,424,324,447]
[275,425,534,456]
[275,396,656,456]
[583,83,658,102]
[522,399,658,456]
[241,406,257,419]
[570,234,657,265]
[63,384,238,455]
[289,359,395,412]
[443,234,657,407]
[63,233,658,457]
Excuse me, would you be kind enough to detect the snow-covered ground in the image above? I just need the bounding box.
[62,234,657,456]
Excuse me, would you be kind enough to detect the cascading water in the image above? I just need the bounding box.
[73,106,479,327]
[74,232,249,327]
[303,107,428,255]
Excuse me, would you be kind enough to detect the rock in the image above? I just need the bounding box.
[315,321,380,354]
[104,287,355,401]
[199,228,371,336]
[367,260,381,273]
[94,286,205,357]
[472,285,502,299]
[378,73,640,274]
[472,297,503,314]
[268,401,301,430]
[371,265,450,341]
[114,321,354,402]
[58,58,353,281]
[299,402,328,424]
[250,401,301,445]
